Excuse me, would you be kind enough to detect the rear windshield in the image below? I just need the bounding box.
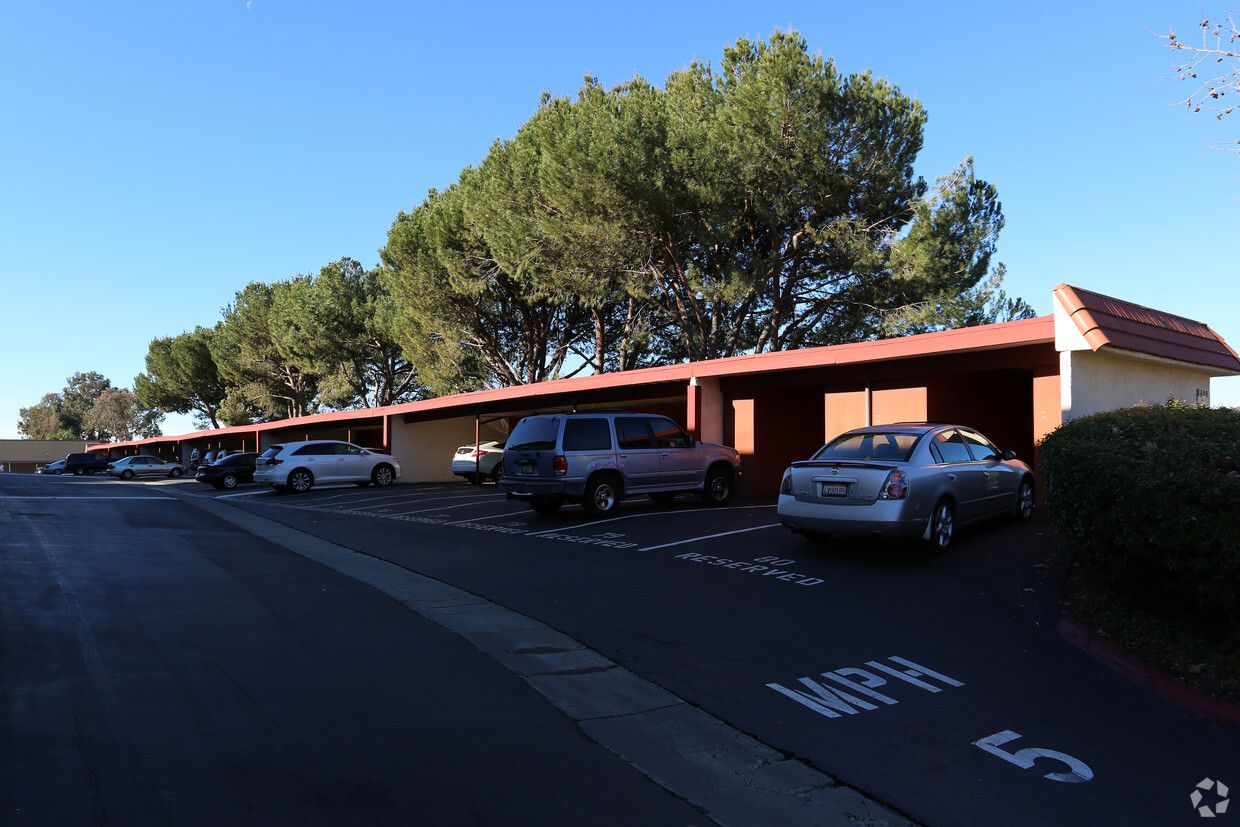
[812,432,919,462]
[260,446,283,459]
[507,416,562,451]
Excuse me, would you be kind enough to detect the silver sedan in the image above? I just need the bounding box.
[777,423,1034,552]
[106,455,188,480]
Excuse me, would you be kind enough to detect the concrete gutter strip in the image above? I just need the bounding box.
[178,490,915,827]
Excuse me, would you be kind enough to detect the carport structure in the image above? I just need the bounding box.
[95,284,1240,498]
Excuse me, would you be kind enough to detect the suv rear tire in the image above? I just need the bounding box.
[582,474,621,518]
[289,468,314,494]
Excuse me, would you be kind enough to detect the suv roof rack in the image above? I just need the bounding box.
[530,407,635,415]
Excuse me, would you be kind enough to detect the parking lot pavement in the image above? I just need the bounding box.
[0,474,729,826]
[47,476,1240,825]
[206,480,1240,827]
[200,480,787,552]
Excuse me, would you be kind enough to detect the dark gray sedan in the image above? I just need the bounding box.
[194,452,259,490]
[777,423,1034,551]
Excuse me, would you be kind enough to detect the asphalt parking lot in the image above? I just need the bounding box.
[13,473,1240,825]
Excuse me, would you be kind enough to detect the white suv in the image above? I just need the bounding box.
[254,441,400,493]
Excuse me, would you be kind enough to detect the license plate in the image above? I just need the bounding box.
[820,483,848,497]
[519,463,536,475]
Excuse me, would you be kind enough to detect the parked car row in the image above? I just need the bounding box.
[32,441,403,494]
[188,448,249,471]
[35,417,1034,553]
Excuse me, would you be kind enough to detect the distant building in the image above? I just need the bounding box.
[0,439,89,473]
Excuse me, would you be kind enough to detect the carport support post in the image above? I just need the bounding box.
[687,377,723,445]
[473,415,482,486]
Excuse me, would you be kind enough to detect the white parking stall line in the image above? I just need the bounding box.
[215,490,276,499]
[639,523,784,552]
[446,509,535,525]
[523,507,711,536]
[380,492,508,507]
[383,499,510,516]
[1,496,176,501]
[523,504,778,537]
[303,490,383,505]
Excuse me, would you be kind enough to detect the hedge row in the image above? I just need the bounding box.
[1040,400,1240,621]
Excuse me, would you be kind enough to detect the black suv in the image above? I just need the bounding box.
[64,452,111,476]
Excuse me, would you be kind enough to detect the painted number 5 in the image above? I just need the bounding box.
[973,729,1094,783]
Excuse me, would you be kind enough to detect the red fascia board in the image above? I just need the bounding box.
[689,316,1055,378]
[95,316,1057,450]
[382,315,1056,417]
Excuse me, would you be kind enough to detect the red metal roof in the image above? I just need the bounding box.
[97,283,1240,450]
[1054,283,1240,373]
[382,314,1057,417]
[97,315,1057,450]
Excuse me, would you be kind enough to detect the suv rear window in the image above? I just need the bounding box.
[563,418,612,451]
[508,417,562,451]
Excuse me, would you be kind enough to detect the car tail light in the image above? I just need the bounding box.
[553,455,567,476]
[265,458,283,467]
[779,469,793,495]
[470,450,486,458]
[879,470,908,500]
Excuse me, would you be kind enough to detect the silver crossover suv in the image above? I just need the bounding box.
[498,411,741,517]
[254,440,401,493]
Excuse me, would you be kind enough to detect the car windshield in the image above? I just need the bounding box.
[812,432,919,462]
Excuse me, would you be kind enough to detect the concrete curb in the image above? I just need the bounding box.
[1057,617,1240,730]
[173,489,916,827]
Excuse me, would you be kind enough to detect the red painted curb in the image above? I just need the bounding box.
[1057,617,1240,730]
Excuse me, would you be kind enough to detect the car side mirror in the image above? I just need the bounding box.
[1001,450,1016,461]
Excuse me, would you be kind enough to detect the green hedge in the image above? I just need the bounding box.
[1040,400,1240,622]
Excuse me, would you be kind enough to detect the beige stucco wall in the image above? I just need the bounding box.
[1060,349,1213,418]
[0,439,90,472]
[389,414,511,484]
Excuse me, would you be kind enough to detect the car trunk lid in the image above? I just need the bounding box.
[787,460,901,504]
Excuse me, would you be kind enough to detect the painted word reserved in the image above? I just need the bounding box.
[768,655,964,718]
[672,553,824,586]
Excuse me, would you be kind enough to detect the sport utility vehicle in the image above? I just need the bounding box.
[254,441,400,493]
[499,411,741,517]
[64,452,111,475]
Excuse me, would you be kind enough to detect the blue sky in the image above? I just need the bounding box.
[2,1,1236,440]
